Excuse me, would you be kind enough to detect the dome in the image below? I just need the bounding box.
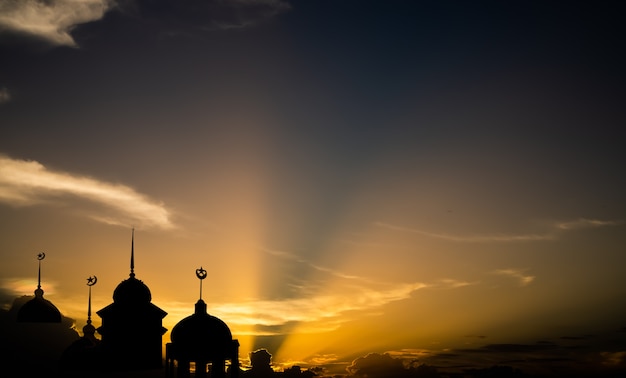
[17,289,62,323]
[112,276,152,304]
[171,300,233,351]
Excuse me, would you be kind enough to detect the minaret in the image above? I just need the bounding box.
[59,275,101,371]
[84,275,98,342]
[17,252,62,322]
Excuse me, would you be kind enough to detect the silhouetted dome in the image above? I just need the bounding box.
[17,289,62,323]
[171,300,233,351]
[112,276,152,304]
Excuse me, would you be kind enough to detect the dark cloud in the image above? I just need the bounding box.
[465,334,487,339]
[480,343,559,353]
[346,353,407,377]
[110,0,291,34]
[561,335,593,341]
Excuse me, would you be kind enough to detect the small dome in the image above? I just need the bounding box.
[112,277,152,304]
[171,300,233,351]
[17,290,62,323]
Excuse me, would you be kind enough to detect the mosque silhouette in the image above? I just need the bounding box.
[8,230,268,377]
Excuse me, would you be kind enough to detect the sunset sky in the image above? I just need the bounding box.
[1,0,625,376]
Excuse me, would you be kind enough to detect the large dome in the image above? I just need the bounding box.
[112,277,152,304]
[17,289,62,323]
[171,300,233,351]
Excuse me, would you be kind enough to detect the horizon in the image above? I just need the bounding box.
[1,1,625,377]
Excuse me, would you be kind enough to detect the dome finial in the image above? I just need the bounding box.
[86,275,97,326]
[195,266,207,301]
[130,228,135,278]
[36,252,46,296]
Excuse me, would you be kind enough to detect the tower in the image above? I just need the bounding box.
[96,230,167,371]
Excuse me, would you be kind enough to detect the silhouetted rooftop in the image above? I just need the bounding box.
[171,299,233,352]
[17,289,62,323]
[113,276,152,304]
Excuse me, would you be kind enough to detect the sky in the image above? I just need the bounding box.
[1,0,626,376]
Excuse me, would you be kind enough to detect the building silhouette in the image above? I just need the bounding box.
[60,275,102,371]
[16,252,61,323]
[1,253,79,375]
[166,266,240,378]
[96,230,167,371]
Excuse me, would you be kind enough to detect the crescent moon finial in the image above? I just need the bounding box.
[196,267,207,280]
[37,252,46,260]
[86,276,97,286]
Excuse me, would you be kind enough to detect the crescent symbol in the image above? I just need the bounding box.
[87,275,98,286]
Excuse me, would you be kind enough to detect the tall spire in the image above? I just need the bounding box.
[35,252,45,297]
[82,275,98,341]
[130,228,135,278]
[86,276,97,325]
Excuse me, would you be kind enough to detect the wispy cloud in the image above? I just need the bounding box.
[160,246,431,335]
[0,87,10,103]
[205,281,428,335]
[376,217,621,244]
[0,0,111,47]
[437,278,475,289]
[375,222,554,243]
[493,269,535,287]
[115,0,292,37]
[0,155,174,230]
[556,218,622,230]
[262,247,364,281]
[1,278,57,297]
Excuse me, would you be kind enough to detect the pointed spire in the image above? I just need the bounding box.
[83,275,98,339]
[130,228,135,278]
[86,276,97,325]
[35,252,45,297]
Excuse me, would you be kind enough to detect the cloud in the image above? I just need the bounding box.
[262,247,364,281]
[198,281,427,335]
[115,0,291,35]
[492,269,535,287]
[346,352,406,377]
[375,222,554,243]
[0,155,174,230]
[354,333,626,377]
[376,217,622,244]
[0,87,10,103]
[0,0,291,47]
[437,279,475,288]
[556,218,622,230]
[601,351,626,367]
[0,0,111,47]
